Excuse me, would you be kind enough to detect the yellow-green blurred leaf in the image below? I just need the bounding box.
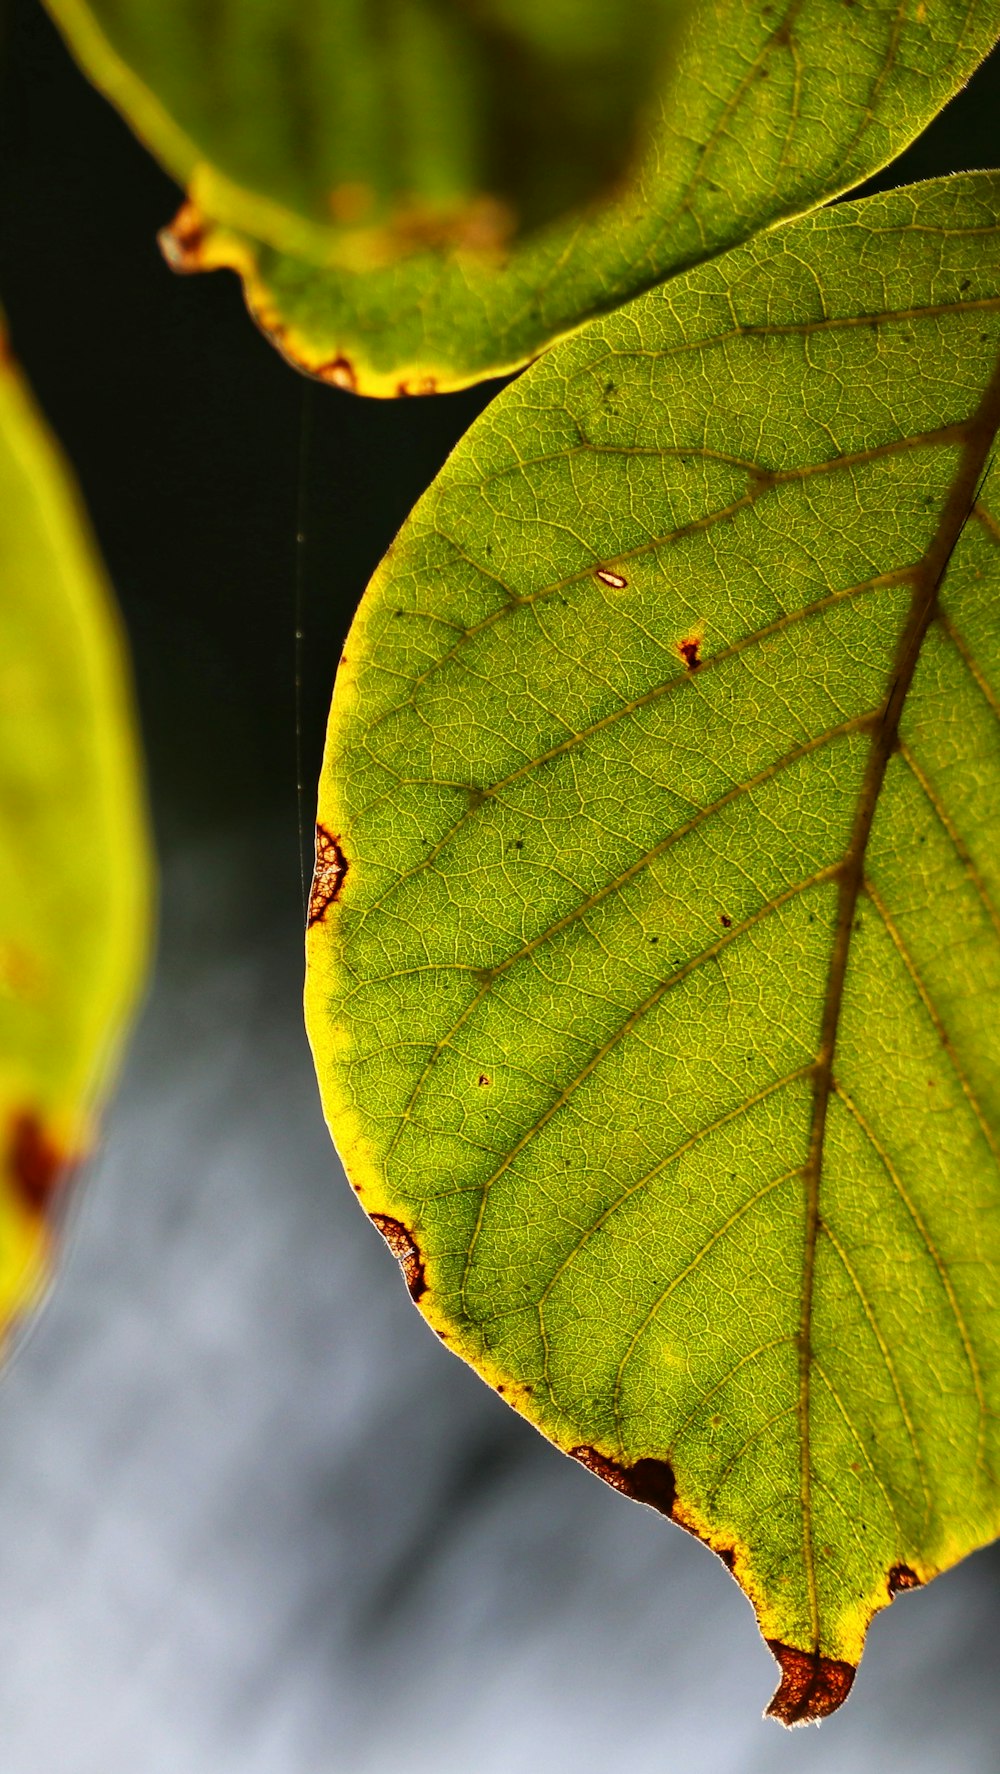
[306,173,1000,1717]
[0,331,149,1343]
[44,0,1000,392]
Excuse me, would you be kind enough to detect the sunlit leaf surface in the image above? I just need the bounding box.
[45,0,1000,392]
[306,174,1000,1718]
[0,334,149,1346]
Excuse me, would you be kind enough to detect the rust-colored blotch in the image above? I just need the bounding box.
[308,825,348,927]
[395,376,439,397]
[765,1642,856,1725]
[315,356,359,393]
[6,1110,65,1217]
[370,1212,427,1303]
[887,1563,922,1596]
[158,200,207,273]
[569,1445,677,1519]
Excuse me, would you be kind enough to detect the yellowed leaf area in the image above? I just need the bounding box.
[0,333,149,1342]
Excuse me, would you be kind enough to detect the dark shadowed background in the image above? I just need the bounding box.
[1,3,999,1768]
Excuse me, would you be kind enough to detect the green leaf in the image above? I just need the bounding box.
[45,0,1000,392]
[0,331,149,1346]
[305,172,1000,1718]
[45,0,683,237]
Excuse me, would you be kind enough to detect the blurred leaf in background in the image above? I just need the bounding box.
[0,327,149,1348]
[43,0,1000,391]
[306,172,1000,1716]
[46,0,683,239]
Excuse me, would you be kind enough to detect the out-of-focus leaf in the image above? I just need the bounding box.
[47,0,684,239]
[305,173,1000,1716]
[0,330,149,1344]
[44,0,1000,392]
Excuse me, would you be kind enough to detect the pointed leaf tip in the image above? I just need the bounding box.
[765,1643,856,1726]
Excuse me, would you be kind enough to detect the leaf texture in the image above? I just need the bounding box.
[0,334,149,1347]
[306,173,1000,1717]
[45,0,1000,392]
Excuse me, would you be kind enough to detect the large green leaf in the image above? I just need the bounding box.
[46,0,1000,392]
[44,0,683,239]
[0,331,149,1347]
[306,172,1000,1718]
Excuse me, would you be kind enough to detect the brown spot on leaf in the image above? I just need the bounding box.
[595,568,628,590]
[158,200,208,272]
[478,1074,491,1087]
[370,1213,427,1303]
[6,1111,65,1217]
[394,376,439,398]
[678,636,702,671]
[887,1563,922,1597]
[568,1446,677,1518]
[720,914,732,928]
[328,181,375,225]
[765,1643,856,1725]
[308,826,348,928]
[315,356,359,393]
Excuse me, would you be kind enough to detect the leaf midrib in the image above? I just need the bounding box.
[796,346,1000,1652]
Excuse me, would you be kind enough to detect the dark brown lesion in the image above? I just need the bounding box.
[678,636,702,671]
[568,1445,677,1518]
[6,1110,66,1217]
[158,200,208,273]
[370,1213,427,1303]
[314,356,359,393]
[569,1445,744,1580]
[765,1642,856,1725]
[395,376,439,398]
[307,825,348,928]
[887,1563,922,1597]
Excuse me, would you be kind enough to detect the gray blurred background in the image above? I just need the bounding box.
[1,4,1000,1769]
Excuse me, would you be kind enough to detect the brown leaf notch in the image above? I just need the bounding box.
[6,1110,66,1218]
[314,357,359,393]
[158,200,208,273]
[370,1213,427,1302]
[765,1643,856,1725]
[568,1445,677,1517]
[887,1564,922,1597]
[308,826,348,927]
[570,1445,746,1579]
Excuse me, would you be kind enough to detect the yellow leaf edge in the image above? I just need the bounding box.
[304,405,1000,1724]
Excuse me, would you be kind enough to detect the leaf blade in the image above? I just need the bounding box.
[44,0,1000,390]
[306,172,1000,1712]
